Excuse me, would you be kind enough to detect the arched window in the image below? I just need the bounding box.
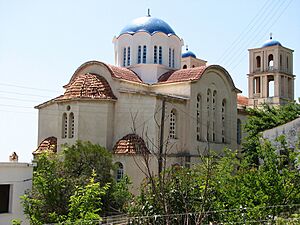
[196,94,202,141]
[69,112,74,138]
[143,45,147,63]
[169,109,177,139]
[138,46,141,64]
[280,54,282,68]
[256,56,261,69]
[183,65,187,69]
[172,49,175,68]
[221,99,226,143]
[115,162,124,182]
[154,46,157,64]
[206,89,211,141]
[127,47,131,66]
[169,48,171,67]
[268,54,274,69]
[123,47,126,67]
[212,90,217,142]
[62,113,68,139]
[159,46,162,64]
[237,119,242,145]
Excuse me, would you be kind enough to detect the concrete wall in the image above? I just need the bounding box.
[0,163,33,225]
[262,117,300,148]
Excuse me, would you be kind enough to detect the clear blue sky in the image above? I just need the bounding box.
[0,0,299,162]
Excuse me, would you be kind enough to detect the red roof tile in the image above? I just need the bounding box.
[107,64,143,83]
[158,66,206,83]
[237,95,249,106]
[33,136,57,155]
[58,73,117,100]
[113,134,149,154]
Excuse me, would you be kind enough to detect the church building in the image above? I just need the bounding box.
[34,14,295,192]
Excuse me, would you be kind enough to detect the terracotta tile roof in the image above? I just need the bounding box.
[33,136,57,155]
[58,73,117,100]
[237,95,249,106]
[107,64,143,83]
[158,66,206,83]
[113,134,150,154]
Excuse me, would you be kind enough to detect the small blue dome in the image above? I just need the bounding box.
[120,16,176,36]
[182,51,197,58]
[262,38,282,48]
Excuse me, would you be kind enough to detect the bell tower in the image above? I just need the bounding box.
[248,34,295,107]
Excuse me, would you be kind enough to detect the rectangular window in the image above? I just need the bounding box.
[154,46,157,64]
[0,185,10,213]
[143,45,147,63]
[172,49,175,68]
[138,46,141,64]
[127,47,131,66]
[159,46,162,64]
[169,48,171,67]
[123,47,126,66]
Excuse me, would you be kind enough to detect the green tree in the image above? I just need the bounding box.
[22,153,68,224]
[22,141,132,224]
[243,101,300,164]
[211,137,300,223]
[64,171,109,224]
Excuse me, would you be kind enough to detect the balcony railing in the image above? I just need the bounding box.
[253,67,290,74]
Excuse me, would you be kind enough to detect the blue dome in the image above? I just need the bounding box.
[120,16,176,36]
[182,51,196,58]
[262,39,282,48]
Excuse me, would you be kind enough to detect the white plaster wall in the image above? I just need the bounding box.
[0,163,33,225]
[77,101,115,150]
[37,103,59,146]
[151,82,191,98]
[113,93,159,152]
[188,69,238,155]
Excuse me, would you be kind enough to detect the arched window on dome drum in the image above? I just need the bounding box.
[127,47,131,66]
[154,46,157,64]
[138,46,141,64]
[169,109,177,139]
[168,48,171,67]
[143,45,147,63]
[123,47,126,67]
[159,46,162,64]
[62,113,68,139]
[183,65,187,69]
[212,90,217,142]
[237,119,242,145]
[69,112,74,138]
[196,94,202,141]
[221,99,226,143]
[172,49,175,68]
[115,162,124,182]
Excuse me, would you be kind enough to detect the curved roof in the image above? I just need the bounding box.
[119,16,175,36]
[58,73,117,100]
[262,38,282,48]
[69,61,143,85]
[33,136,57,155]
[158,66,206,83]
[158,65,241,92]
[113,133,149,154]
[182,51,197,58]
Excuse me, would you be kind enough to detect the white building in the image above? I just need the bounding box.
[0,162,33,225]
[34,15,295,192]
